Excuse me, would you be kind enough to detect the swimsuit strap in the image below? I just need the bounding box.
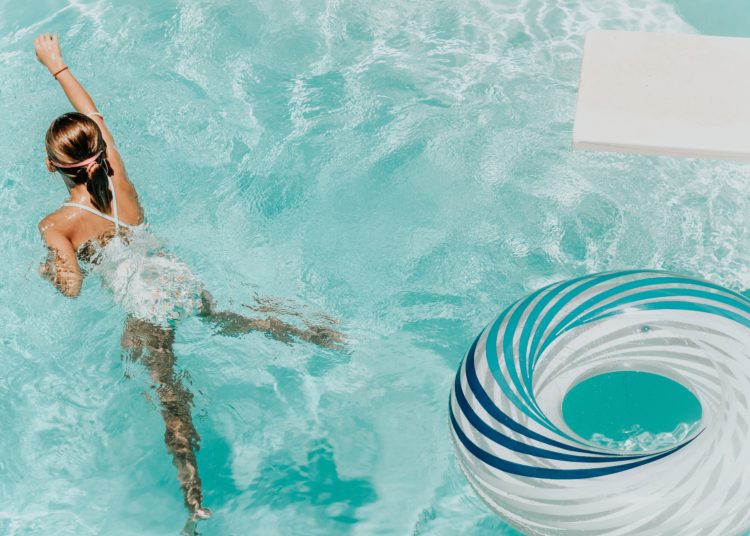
[61,202,120,225]
[62,176,126,230]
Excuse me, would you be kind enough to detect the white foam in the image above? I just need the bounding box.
[588,421,701,452]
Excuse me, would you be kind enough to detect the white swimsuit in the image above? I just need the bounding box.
[64,177,204,327]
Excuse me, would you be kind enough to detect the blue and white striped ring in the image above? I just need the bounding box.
[450,270,750,535]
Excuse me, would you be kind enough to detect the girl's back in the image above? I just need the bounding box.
[40,112,143,253]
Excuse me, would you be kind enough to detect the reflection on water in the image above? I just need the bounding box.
[589,421,701,452]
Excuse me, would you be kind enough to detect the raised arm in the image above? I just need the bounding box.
[34,32,131,186]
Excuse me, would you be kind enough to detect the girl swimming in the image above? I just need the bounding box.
[34,32,343,523]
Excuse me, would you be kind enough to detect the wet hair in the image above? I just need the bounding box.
[45,112,113,213]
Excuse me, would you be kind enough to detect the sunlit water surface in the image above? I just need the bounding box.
[1,0,749,534]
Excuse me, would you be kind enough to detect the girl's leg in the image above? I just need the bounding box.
[197,290,344,349]
[121,317,211,520]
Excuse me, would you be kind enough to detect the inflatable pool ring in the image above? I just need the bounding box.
[450,270,750,535]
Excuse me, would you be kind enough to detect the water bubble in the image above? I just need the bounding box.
[588,421,700,452]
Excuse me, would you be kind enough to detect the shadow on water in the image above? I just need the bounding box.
[199,431,243,508]
[248,439,377,526]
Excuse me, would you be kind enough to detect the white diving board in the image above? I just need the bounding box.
[573,30,750,161]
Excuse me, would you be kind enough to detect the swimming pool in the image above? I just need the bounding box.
[1,0,750,534]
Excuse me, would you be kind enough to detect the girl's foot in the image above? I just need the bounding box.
[304,323,346,350]
[184,477,211,521]
[190,506,212,520]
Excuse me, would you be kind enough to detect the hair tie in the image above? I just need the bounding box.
[49,149,103,171]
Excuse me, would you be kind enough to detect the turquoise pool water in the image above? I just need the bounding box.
[562,371,702,451]
[2,1,750,534]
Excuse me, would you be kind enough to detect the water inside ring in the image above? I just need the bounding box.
[562,370,702,452]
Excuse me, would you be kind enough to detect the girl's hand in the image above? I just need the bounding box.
[34,32,65,74]
[38,259,54,281]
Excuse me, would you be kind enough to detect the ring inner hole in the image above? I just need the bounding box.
[562,371,702,452]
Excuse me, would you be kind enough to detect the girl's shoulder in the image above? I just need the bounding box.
[38,207,73,233]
